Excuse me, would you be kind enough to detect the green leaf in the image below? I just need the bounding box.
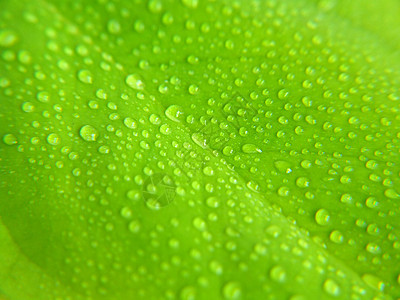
[1,0,399,299]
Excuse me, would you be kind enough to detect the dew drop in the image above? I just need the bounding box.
[203,166,214,176]
[191,132,207,149]
[366,242,381,254]
[181,0,198,8]
[323,279,340,296]
[188,84,199,95]
[277,186,290,197]
[126,74,145,90]
[165,105,184,122]
[98,145,110,154]
[329,230,344,244]
[315,209,330,226]
[296,177,310,188]
[123,117,137,129]
[222,281,242,300]
[77,69,93,84]
[222,146,234,156]
[3,133,18,145]
[206,197,220,208]
[107,19,121,34]
[22,102,35,112]
[180,286,196,300]
[193,217,206,231]
[79,125,98,142]
[0,29,18,47]
[274,160,292,173]
[128,220,141,233]
[270,265,286,283]
[160,124,171,135]
[362,274,385,291]
[37,91,50,103]
[242,143,262,154]
[47,133,60,146]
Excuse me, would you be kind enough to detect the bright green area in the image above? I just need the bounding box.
[1,0,399,299]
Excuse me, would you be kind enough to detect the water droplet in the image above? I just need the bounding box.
[296,177,310,188]
[188,84,199,95]
[79,125,98,142]
[315,209,330,226]
[222,281,242,300]
[277,186,290,197]
[365,160,378,170]
[206,197,220,208]
[209,260,223,275]
[203,166,214,176]
[120,207,132,219]
[22,102,34,112]
[193,217,206,231]
[37,91,50,103]
[340,193,353,204]
[98,145,110,154]
[180,286,196,300]
[270,265,286,283]
[384,189,399,199]
[160,124,171,135]
[77,69,93,84]
[242,143,262,154]
[222,146,234,156]
[191,132,207,149]
[128,220,141,233]
[362,274,385,291]
[47,133,60,145]
[329,230,344,244]
[181,0,198,8]
[107,19,121,34]
[165,105,184,122]
[366,242,381,254]
[323,279,340,296]
[365,197,379,209]
[3,134,18,145]
[126,74,144,90]
[123,117,137,129]
[0,29,18,47]
[274,160,292,173]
